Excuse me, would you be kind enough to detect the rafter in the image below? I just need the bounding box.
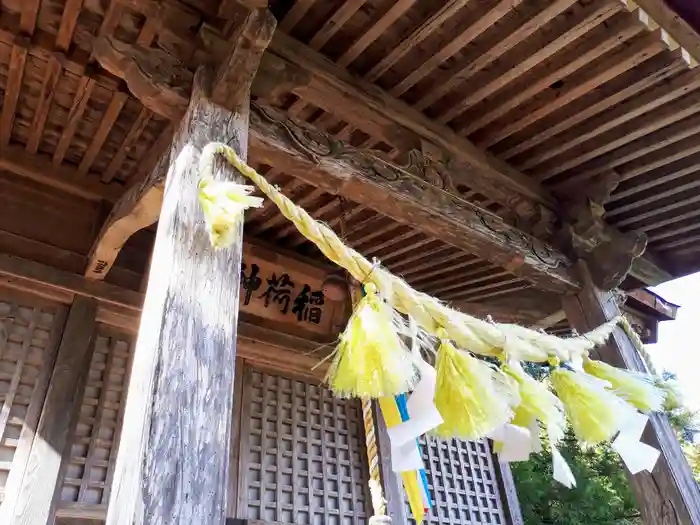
[53,76,95,165]
[500,60,683,161]
[415,0,578,112]
[337,0,417,68]
[438,2,621,126]
[88,28,670,288]
[102,108,152,183]
[608,178,700,218]
[613,158,700,202]
[614,194,700,228]
[364,0,470,82]
[0,37,29,149]
[478,32,667,147]
[0,145,123,202]
[517,64,698,169]
[26,56,62,154]
[550,93,700,187]
[389,0,525,97]
[78,92,128,175]
[309,0,366,50]
[457,16,643,135]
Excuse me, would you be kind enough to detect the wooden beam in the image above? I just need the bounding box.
[89,27,670,289]
[562,264,700,525]
[101,107,152,183]
[629,0,700,66]
[0,145,123,202]
[0,253,142,313]
[53,76,96,165]
[414,0,578,112]
[501,60,684,161]
[4,296,97,525]
[388,0,525,97]
[337,0,417,68]
[104,9,275,524]
[629,251,673,287]
[157,24,552,211]
[364,0,468,82]
[531,309,566,329]
[247,104,578,293]
[517,64,699,170]
[494,460,525,525]
[26,55,62,154]
[78,91,128,175]
[0,36,29,148]
[478,31,668,147]
[55,0,84,51]
[438,1,622,126]
[458,13,642,135]
[308,0,365,51]
[80,101,578,292]
[87,9,275,280]
[372,401,409,524]
[261,31,552,209]
[212,8,276,108]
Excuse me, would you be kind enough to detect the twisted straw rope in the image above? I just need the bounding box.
[619,316,657,375]
[200,143,620,364]
[362,399,387,517]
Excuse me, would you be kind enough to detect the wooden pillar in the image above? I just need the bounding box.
[3,296,97,525]
[563,264,700,525]
[494,461,524,525]
[105,10,275,524]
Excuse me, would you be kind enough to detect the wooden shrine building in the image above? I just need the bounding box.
[0,0,700,524]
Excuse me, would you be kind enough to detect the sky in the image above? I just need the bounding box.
[646,272,700,412]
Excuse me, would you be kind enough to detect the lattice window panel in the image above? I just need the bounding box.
[405,436,506,525]
[238,367,371,525]
[0,291,63,507]
[59,325,133,513]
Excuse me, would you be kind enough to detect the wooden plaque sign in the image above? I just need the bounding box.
[240,243,346,338]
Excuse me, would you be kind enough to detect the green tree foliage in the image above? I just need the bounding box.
[511,432,641,525]
[511,369,699,524]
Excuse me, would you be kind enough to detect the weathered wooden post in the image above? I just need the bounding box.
[104,9,275,525]
[563,263,700,525]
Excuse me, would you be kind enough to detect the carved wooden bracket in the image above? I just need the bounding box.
[92,36,191,120]
[556,171,649,290]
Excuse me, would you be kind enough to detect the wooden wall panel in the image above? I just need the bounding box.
[0,287,65,511]
[57,325,133,518]
[237,365,371,525]
[0,172,100,257]
[405,436,507,525]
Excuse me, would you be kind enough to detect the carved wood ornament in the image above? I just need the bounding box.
[89,9,654,292]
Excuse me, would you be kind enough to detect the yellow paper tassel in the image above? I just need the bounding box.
[198,176,264,248]
[325,283,417,398]
[583,359,665,413]
[434,339,516,440]
[551,367,635,445]
[503,363,566,443]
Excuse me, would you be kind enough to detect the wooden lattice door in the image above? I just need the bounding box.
[0,287,67,510]
[406,436,507,525]
[235,365,372,524]
[58,324,135,520]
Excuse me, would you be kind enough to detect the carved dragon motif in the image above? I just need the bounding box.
[253,103,571,271]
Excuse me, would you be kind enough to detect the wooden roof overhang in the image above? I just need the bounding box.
[1,0,700,327]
